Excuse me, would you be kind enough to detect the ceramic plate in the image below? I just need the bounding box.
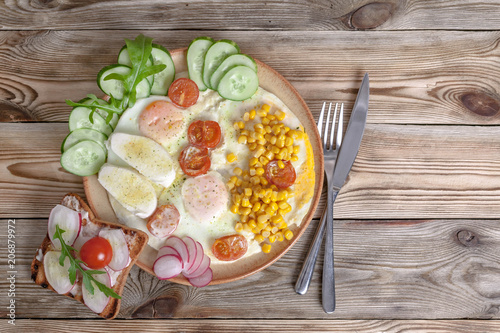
[83,48,324,285]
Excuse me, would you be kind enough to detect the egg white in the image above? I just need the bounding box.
[103,87,314,262]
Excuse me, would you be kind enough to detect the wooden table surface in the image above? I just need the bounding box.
[2,0,500,332]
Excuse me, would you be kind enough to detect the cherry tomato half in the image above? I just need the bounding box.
[168,78,199,108]
[265,159,297,189]
[80,236,113,269]
[188,120,222,149]
[212,234,248,261]
[179,145,211,177]
[147,204,180,238]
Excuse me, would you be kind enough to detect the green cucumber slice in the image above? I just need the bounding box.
[202,40,240,90]
[97,64,151,100]
[210,54,257,90]
[150,44,175,95]
[187,37,214,91]
[77,97,119,129]
[217,65,259,101]
[60,140,106,176]
[68,106,113,136]
[61,128,108,153]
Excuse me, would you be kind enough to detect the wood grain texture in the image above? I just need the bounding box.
[0,0,500,31]
[3,319,500,333]
[0,30,499,125]
[3,218,500,320]
[2,123,500,219]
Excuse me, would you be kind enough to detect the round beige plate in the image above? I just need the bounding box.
[83,48,324,285]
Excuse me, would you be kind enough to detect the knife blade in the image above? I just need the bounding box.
[331,73,370,191]
[322,73,369,313]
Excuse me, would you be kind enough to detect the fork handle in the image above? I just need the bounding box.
[322,189,339,314]
[294,206,327,295]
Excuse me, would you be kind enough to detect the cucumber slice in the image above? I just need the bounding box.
[150,44,175,95]
[77,97,119,129]
[217,65,259,101]
[97,64,151,100]
[61,128,108,153]
[210,54,257,90]
[202,40,240,90]
[68,106,113,136]
[187,37,214,91]
[60,140,106,176]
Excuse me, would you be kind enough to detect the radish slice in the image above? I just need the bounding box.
[98,229,130,271]
[183,254,210,279]
[157,246,182,263]
[185,241,204,275]
[165,236,189,265]
[188,267,213,288]
[48,205,81,250]
[104,266,121,287]
[43,251,75,294]
[82,269,111,314]
[182,237,197,272]
[153,254,183,280]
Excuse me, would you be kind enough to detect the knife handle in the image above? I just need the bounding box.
[322,189,339,314]
[294,207,327,295]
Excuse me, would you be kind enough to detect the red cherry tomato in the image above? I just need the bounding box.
[168,78,199,108]
[80,236,113,269]
[265,159,297,189]
[147,204,180,238]
[212,234,248,261]
[179,145,211,176]
[188,120,222,149]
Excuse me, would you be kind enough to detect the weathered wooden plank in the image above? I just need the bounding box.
[3,319,500,332]
[0,30,499,124]
[0,0,499,31]
[2,218,500,319]
[2,123,500,219]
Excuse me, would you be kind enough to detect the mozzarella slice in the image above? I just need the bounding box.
[98,164,157,218]
[181,171,229,223]
[109,133,176,188]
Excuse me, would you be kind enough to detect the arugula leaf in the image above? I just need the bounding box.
[53,225,121,299]
[65,94,123,125]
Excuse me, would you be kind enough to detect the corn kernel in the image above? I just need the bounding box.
[252,202,261,212]
[241,197,250,207]
[276,232,284,242]
[291,154,299,162]
[252,227,262,234]
[262,117,270,125]
[257,220,268,229]
[265,125,272,134]
[269,234,277,243]
[270,136,277,145]
[277,221,288,229]
[275,110,286,121]
[238,135,248,144]
[249,109,256,120]
[259,156,269,165]
[235,178,243,186]
[262,243,272,253]
[235,222,243,232]
[250,176,260,185]
[233,167,243,176]
[227,153,237,163]
[255,167,265,176]
[254,146,266,158]
[240,207,251,215]
[230,176,238,184]
[278,201,290,210]
[247,136,256,144]
[227,182,235,190]
[270,214,284,225]
[261,230,271,238]
[254,123,264,133]
[277,160,285,169]
[230,205,239,214]
[265,206,275,216]
[262,104,271,112]
[264,151,274,161]
[285,137,293,147]
[255,235,265,243]
[287,145,294,154]
[284,229,294,240]
[271,226,279,234]
[249,157,259,166]
[257,109,267,118]
[240,215,249,223]
[248,219,257,229]
[277,191,288,201]
[260,177,269,186]
[248,142,257,150]
[257,214,270,224]
[243,112,250,121]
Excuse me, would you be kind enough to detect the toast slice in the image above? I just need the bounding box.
[31,193,149,319]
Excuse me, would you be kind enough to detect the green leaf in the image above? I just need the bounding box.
[103,73,126,81]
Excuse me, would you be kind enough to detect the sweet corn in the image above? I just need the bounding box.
[240,207,251,215]
[238,135,248,144]
[241,197,250,207]
[255,167,265,176]
[249,157,259,166]
[262,104,271,112]
[255,234,265,243]
[275,110,286,121]
[277,160,285,169]
[261,230,271,238]
[227,153,237,163]
[252,202,261,212]
[248,219,257,229]
[276,232,284,242]
[244,188,252,197]
[233,167,243,176]
[269,234,277,243]
[230,205,239,214]
[291,155,299,162]
[284,229,294,240]
[243,112,250,121]
[262,117,270,125]
[262,243,272,253]
[249,109,256,120]
[285,137,293,147]
[257,109,267,118]
[235,222,243,232]
[257,214,270,224]
[227,182,235,190]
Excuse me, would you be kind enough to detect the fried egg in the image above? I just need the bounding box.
[100,86,315,262]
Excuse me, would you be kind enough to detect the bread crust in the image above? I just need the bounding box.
[31,193,148,319]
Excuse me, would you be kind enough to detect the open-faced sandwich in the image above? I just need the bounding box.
[31,193,148,319]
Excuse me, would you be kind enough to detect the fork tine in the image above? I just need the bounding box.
[323,103,332,149]
[336,103,344,150]
[317,102,326,135]
[329,103,338,149]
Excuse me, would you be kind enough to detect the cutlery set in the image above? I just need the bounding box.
[295,73,370,313]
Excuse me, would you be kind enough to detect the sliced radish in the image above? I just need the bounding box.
[185,241,204,275]
[157,246,182,263]
[182,236,197,272]
[82,269,111,314]
[153,254,183,280]
[43,251,75,294]
[104,266,121,287]
[165,236,189,265]
[48,205,81,250]
[188,267,213,288]
[98,228,130,271]
[183,253,210,279]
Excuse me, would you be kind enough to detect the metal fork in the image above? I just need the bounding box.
[295,102,343,297]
